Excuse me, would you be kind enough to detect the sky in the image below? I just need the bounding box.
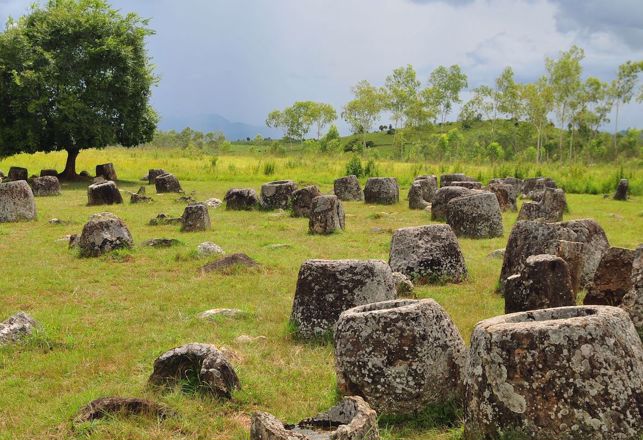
[1,0,642,134]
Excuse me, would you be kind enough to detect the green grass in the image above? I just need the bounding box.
[0,147,641,440]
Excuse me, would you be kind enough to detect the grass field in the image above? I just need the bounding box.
[0,147,641,440]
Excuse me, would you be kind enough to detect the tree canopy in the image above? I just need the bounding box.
[0,0,158,178]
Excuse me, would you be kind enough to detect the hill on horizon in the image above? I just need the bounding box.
[158,113,281,140]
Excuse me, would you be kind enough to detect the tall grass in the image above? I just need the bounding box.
[0,145,640,195]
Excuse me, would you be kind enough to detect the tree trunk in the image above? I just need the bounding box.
[59,148,80,180]
[613,102,620,155]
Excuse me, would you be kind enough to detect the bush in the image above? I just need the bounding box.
[364,159,378,177]
[486,142,504,162]
[345,156,363,177]
[343,138,361,152]
[365,140,375,148]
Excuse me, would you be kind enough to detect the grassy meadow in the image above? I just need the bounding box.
[0,146,642,440]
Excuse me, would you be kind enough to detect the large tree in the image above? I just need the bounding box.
[0,0,158,179]
[384,64,420,129]
[520,77,553,163]
[545,45,584,160]
[426,65,468,124]
[609,60,642,152]
[342,80,384,147]
[266,101,335,141]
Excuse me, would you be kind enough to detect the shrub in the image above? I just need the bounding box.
[345,156,363,177]
[364,159,378,177]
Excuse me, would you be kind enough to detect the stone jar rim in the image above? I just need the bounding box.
[477,306,626,332]
[342,299,432,317]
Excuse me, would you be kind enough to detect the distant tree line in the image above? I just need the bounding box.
[266,46,642,163]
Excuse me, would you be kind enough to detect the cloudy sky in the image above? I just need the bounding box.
[1,0,642,133]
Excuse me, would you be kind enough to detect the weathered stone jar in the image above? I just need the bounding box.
[464,306,643,440]
[291,185,322,217]
[290,259,396,339]
[0,180,36,222]
[389,224,467,284]
[334,299,467,415]
[260,180,297,210]
[363,177,399,205]
[334,175,363,201]
[250,396,379,440]
[446,191,503,238]
[308,195,345,234]
[224,188,258,210]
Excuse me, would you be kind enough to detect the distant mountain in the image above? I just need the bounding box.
[158,113,281,140]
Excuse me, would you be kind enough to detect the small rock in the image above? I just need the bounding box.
[197,242,225,256]
[200,253,259,273]
[143,238,181,248]
[264,243,291,250]
[203,198,223,208]
[148,213,182,226]
[392,272,414,297]
[199,308,246,320]
[488,248,505,259]
[0,312,37,345]
[148,343,240,398]
[73,397,173,424]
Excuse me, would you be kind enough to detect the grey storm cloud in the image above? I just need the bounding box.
[551,0,643,49]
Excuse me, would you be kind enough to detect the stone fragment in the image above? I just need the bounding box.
[488,248,505,259]
[392,272,414,297]
[614,178,629,200]
[622,245,643,336]
[224,188,259,210]
[147,169,166,185]
[0,181,36,222]
[198,309,246,320]
[95,163,117,181]
[8,166,28,181]
[464,306,643,440]
[78,212,133,257]
[0,312,37,345]
[389,225,467,284]
[180,203,210,232]
[446,192,503,238]
[73,397,173,424]
[308,195,345,235]
[363,177,399,205]
[430,186,474,221]
[500,219,609,293]
[335,299,466,415]
[584,247,635,306]
[250,396,379,440]
[155,173,182,193]
[148,343,240,398]
[292,185,322,217]
[143,238,181,248]
[518,187,567,222]
[87,181,123,206]
[334,175,363,201]
[203,198,222,208]
[200,253,259,273]
[504,254,575,313]
[197,242,224,256]
[290,259,396,339]
[260,180,297,210]
[148,213,182,226]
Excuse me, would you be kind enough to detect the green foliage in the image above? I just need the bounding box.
[266,101,337,141]
[345,155,363,177]
[0,0,158,176]
[263,161,276,175]
[486,142,505,162]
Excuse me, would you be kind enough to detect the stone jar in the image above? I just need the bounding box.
[334,299,467,415]
[464,306,643,440]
